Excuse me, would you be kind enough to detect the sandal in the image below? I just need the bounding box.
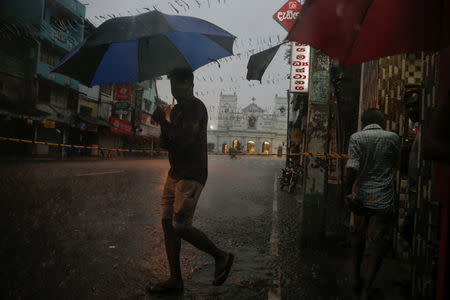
[147,280,184,293]
[213,252,234,286]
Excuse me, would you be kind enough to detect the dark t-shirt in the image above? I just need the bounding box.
[161,97,208,185]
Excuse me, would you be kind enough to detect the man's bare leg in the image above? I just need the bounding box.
[173,224,227,262]
[163,219,183,282]
[173,223,233,284]
[360,254,383,300]
[147,219,183,292]
[351,233,364,292]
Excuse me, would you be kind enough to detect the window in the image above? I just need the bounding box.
[40,51,48,64]
[100,84,112,96]
[80,105,92,116]
[248,116,256,129]
[40,50,58,66]
[67,92,78,111]
[38,84,51,103]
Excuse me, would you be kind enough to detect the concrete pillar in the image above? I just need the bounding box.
[301,50,331,247]
[61,127,67,159]
[216,135,219,153]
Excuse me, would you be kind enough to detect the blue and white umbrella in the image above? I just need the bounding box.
[53,10,236,86]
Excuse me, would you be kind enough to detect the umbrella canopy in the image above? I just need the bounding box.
[287,0,450,66]
[52,10,235,86]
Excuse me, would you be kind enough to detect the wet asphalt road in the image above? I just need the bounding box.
[0,156,411,300]
[0,156,285,300]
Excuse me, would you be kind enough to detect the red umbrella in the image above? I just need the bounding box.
[287,0,449,66]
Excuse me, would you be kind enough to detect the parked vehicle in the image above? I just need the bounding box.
[279,163,302,193]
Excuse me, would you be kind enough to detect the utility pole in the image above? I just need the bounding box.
[301,49,331,247]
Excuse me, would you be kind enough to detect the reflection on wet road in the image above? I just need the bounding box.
[0,156,284,299]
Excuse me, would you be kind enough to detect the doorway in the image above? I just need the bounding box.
[247,141,255,154]
[262,142,270,154]
[222,143,228,154]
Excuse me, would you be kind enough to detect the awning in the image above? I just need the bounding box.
[36,103,74,125]
[0,98,50,121]
[77,114,111,127]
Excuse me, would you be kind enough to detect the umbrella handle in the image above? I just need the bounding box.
[208,58,221,68]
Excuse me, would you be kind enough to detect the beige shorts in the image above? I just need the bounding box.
[161,176,203,226]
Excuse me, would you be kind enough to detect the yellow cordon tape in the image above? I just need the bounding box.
[0,136,170,155]
[218,152,348,158]
[0,137,347,159]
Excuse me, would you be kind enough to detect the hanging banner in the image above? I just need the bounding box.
[290,42,310,93]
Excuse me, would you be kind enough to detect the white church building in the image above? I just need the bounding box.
[207,93,288,155]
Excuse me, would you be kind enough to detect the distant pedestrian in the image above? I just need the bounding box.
[344,108,400,300]
[148,68,234,293]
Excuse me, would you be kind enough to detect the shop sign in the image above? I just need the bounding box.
[114,85,131,101]
[139,124,160,137]
[109,117,133,135]
[115,110,129,115]
[43,120,56,128]
[115,101,130,110]
[79,122,87,131]
[87,124,98,132]
[273,0,302,32]
[290,42,310,93]
[141,113,153,126]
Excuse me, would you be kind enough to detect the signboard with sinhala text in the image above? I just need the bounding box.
[273,0,302,32]
[290,42,311,93]
[114,85,131,101]
[115,101,130,110]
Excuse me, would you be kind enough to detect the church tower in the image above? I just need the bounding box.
[274,94,288,132]
[218,92,238,130]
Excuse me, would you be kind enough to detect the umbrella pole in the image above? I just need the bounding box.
[153,79,159,100]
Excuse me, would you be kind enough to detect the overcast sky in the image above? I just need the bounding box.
[83,0,299,122]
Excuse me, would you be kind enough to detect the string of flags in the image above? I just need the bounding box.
[1,1,292,105]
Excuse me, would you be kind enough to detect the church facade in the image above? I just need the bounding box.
[207,93,288,155]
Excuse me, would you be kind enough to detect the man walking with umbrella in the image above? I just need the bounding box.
[149,68,234,293]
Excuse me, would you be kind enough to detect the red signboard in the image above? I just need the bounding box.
[114,85,131,101]
[141,113,150,126]
[109,117,133,135]
[273,0,302,32]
